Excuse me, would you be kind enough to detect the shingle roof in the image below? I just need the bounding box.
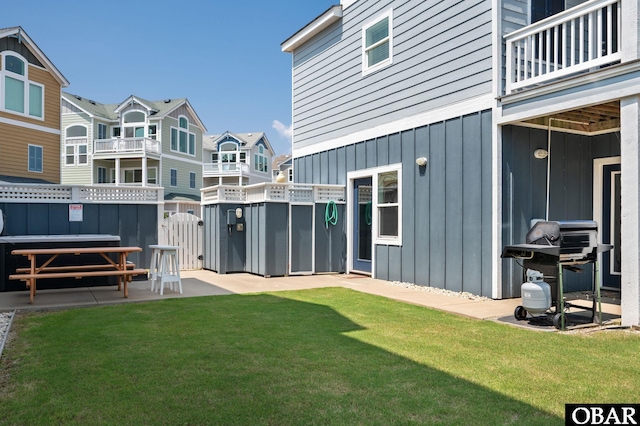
[164,193,201,202]
[0,175,55,184]
[203,132,271,151]
[62,93,192,123]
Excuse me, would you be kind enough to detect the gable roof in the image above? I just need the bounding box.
[203,131,275,153]
[62,92,207,132]
[0,27,69,87]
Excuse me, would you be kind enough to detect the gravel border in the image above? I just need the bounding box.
[389,281,492,301]
[0,310,15,359]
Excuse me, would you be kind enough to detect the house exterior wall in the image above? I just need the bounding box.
[60,111,92,184]
[501,125,621,297]
[292,0,493,150]
[295,111,493,296]
[0,60,62,183]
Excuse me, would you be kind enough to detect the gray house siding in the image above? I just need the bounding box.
[294,110,493,297]
[292,0,493,149]
[501,125,621,297]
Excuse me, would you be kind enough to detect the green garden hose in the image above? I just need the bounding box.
[325,201,338,229]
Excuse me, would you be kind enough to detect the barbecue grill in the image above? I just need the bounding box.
[501,220,612,329]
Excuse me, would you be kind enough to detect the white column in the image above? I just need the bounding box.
[621,0,640,62]
[115,158,121,186]
[620,96,640,327]
[142,157,148,187]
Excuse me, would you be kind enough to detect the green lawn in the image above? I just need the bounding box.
[1,287,639,425]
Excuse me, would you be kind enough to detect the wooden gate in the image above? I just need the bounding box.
[159,213,203,270]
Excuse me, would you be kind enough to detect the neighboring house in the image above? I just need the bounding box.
[202,131,274,187]
[272,155,293,182]
[0,27,69,184]
[283,0,640,326]
[60,93,206,216]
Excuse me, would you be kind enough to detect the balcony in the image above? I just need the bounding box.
[203,162,250,177]
[94,137,161,157]
[505,0,621,94]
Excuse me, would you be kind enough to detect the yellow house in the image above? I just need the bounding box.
[0,27,69,183]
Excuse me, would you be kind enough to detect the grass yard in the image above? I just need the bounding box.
[1,287,639,425]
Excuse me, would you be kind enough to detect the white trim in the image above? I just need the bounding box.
[0,116,60,134]
[281,5,343,52]
[493,109,503,299]
[293,93,495,158]
[593,156,621,287]
[361,9,393,76]
[161,152,203,166]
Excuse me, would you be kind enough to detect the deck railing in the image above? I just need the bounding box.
[0,183,162,204]
[202,162,250,176]
[505,0,621,94]
[94,137,161,155]
[201,183,345,205]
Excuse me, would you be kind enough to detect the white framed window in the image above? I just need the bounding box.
[123,110,146,138]
[170,116,195,155]
[189,172,196,189]
[350,164,402,246]
[170,168,177,186]
[65,125,88,166]
[97,166,108,183]
[376,169,400,241]
[254,145,268,173]
[120,167,158,185]
[362,10,393,75]
[28,144,43,173]
[97,123,107,140]
[1,53,44,119]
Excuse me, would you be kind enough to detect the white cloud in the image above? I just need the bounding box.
[272,120,293,140]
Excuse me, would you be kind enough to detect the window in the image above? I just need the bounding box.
[112,127,121,137]
[377,170,399,239]
[64,126,88,166]
[171,116,195,155]
[362,10,393,75]
[350,164,402,245]
[170,169,177,186]
[120,167,157,184]
[288,168,293,182]
[148,124,157,140]
[2,53,44,118]
[28,144,42,172]
[97,123,107,140]
[254,145,268,173]
[190,172,196,189]
[97,167,107,183]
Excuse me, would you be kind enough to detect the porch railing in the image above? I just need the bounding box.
[201,183,345,205]
[94,137,161,155]
[202,162,250,176]
[505,0,621,94]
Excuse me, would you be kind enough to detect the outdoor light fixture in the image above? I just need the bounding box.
[235,208,243,219]
[534,149,549,159]
[415,157,427,167]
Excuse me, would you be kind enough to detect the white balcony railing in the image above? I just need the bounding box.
[202,162,250,176]
[94,137,161,155]
[505,0,621,94]
[201,183,345,205]
[0,183,162,204]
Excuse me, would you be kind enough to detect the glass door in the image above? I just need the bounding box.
[353,177,372,274]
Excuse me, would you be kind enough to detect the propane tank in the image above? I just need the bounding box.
[521,270,552,314]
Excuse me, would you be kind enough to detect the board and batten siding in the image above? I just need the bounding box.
[501,125,620,297]
[295,110,493,297]
[291,0,493,149]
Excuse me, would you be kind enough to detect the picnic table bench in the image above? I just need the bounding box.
[9,246,146,303]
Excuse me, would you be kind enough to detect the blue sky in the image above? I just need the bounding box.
[2,0,336,156]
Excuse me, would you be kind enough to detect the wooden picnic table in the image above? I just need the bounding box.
[9,246,146,304]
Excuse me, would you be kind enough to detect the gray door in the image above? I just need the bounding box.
[353,178,372,273]
[601,163,621,288]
